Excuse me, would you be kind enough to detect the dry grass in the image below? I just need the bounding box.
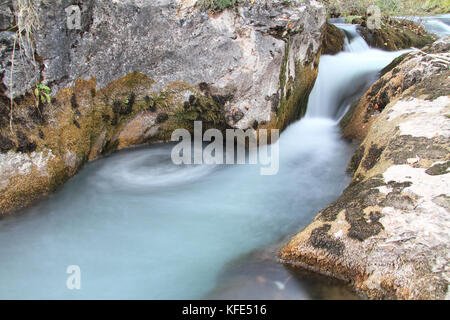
[9,0,40,131]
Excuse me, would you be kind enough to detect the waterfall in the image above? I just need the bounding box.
[304,24,408,120]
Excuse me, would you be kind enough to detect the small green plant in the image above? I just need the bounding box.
[34,83,51,105]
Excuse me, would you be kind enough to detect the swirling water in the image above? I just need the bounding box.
[0,24,406,299]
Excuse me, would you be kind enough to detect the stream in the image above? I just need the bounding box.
[0,24,411,299]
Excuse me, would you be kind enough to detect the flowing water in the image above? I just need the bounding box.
[0,24,406,299]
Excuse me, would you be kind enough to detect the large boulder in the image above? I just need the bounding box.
[1,0,325,130]
[280,37,450,299]
[322,22,345,55]
[0,0,326,214]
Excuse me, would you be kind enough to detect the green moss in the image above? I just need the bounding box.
[272,42,319,131]
[172,94,228,129]
[380,52,409,76]
[121,72,154,89]
[322,22,345,55]
[425,161,450,176]
[344,15,362,23]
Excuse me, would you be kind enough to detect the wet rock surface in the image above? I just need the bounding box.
[280,37,450,300]
[322,22,345,55]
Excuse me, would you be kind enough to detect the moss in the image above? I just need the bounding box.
[47,158,71,193]
[198,82,209,92]
[156,112,169,123]
[347,145,365,174]
[387,135,448,165]
[344,15,362,24]
[381,191,415,210]
[174,93,229,127]
[362,144,384,170]
[346,209,384,241]
[309,224,345,255]
[121,72,154,89]
[0,103,10,127]
[16,130,37,153]
[112,100,132,115]
[28,104,46,125]
[411,70,450,101]
[70,93,79,109]
[0,72,164,214]
[426,161,450,176]
[147,101,157,112]
[322,22,345,55]
[380,52,409,77]
[0,133,15,153]
[0,172,53,215]
[318,177,385,222]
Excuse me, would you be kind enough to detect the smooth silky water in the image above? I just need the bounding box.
[0,25,407,299]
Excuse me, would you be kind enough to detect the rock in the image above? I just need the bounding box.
[0,1,328,214]
[357,18,436,51]
[63,150,81,176]
[342,37,450,141]
[114,111,159,150]
[322,22,345,55]
[0,149,56,210]
[0,30,40,98]
[280,37,450,300]
[0,1,14,31]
